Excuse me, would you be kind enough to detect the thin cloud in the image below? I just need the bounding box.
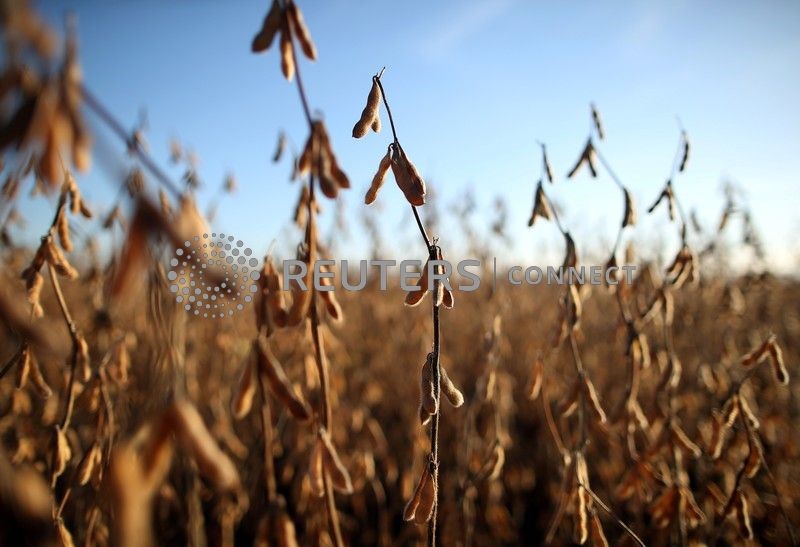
[419,0,517,60]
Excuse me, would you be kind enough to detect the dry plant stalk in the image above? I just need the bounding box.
[707,334,793,546]
[352,68,459,547]
[530,127,644,546]
[249,2,351,545]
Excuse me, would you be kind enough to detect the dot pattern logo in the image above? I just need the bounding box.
[167,233,260,319]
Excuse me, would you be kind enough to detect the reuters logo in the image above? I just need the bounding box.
[167,233,260,319]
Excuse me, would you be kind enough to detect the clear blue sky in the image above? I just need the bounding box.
[32,0,800,270]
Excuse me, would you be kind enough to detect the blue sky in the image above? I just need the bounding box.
[31,0,800,270]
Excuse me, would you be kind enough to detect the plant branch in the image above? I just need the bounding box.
[283,24,345,546]
[80,85,183,198]
[374,73,442,546]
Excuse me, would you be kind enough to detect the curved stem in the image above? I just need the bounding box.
[375,74,442,546]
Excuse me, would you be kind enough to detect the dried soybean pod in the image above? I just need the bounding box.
[286,2,316,60]
[328,158,350,192]
[768,339,788,385]
[622,188,637,227]
[256,338,311,421]
[576,486,590,543]
[232,361,256,420]
[317,171,339,200]
[722,394,740,427]
[483,443,505,481]
[528,180,553,226]
[681,487,705,528]
[286,282,311,326]
[272,131,287,163]
[76,335,91,382]
[711,396,738,458]
[286,231,315,326]
[279,21,294,82]
[265,258,288,328]
[56,207,72,252]
[370,116,381,133]
[733,490,753,540]
[542,143,554,183]
[28,352,52,398]
[562,232,577,269]
[352,79,381,138]
[591,103,605,140]
[603,253,619,288]
[252,0,282,53]
[293,185,309,226]
[315,121,350,190]
[319,290,342,322]
[398,147,426,205]
[568,283,582,328]
[647,186,666,214]
[318,426,353,493]
[56,519,74,547]
[670,423,701,458]
[639,334,652,369]
[589,513,609,547]
[404,258,430,307]
[739,336,771,367]
[651,486,678,528]
[269,505,300,547]
[168,401,240,491]
[15,346,30,389]
[583,377,607,424]
[526,354,544,400]
[77,442,101,486]
[297,133,313,177]
[567,143,585,179]
[743,434,763,479]
[666,355,682,389]
[308,438,325,497]
[440,364,464,407]
[709,418,726,460]
[365,150,391,205]
[738,396,760,430]
[418,403,431,426]
[678,131,690,172]
[314,133,339,199]
[392,147,425,206]
[403,465,429,521]
[26,270,45,318]
[559,379,581,418]
[661,288,674,325]
[45,238,78,278]
[585,142,598,177]
[442,286,454,309]
[389,149,412,201]
[419,352,437,418]
[52,425,72,479]
[414,466,437,524]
